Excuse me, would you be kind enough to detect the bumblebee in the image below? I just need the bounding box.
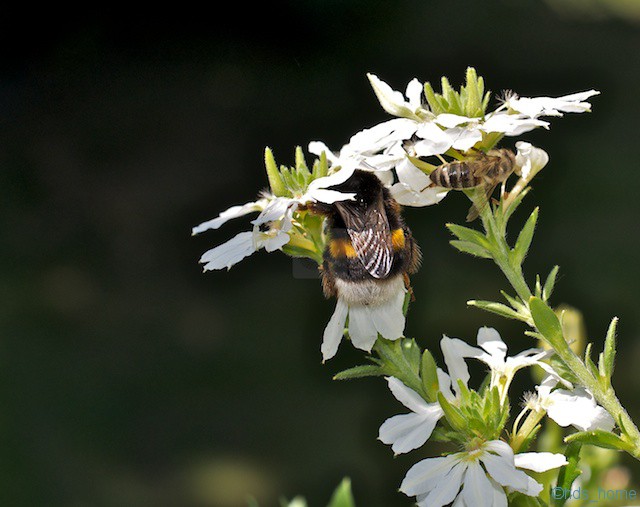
[309,170,421,307]
[427,148,516,221]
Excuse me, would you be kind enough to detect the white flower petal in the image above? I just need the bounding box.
[192,200,265,235]
[481,451,530,493]
[321,299,349,361]
[199,231,256,271]
[390,182,448,207]
[484,440,515,461]
[308,166,357,191]
[406,78,424,110]
[308,140,338,164]
[507,91,599,118]
[486,478,508,507]
[370,288,406,340]
[436,368,455,401]
[414,122,453,156]
[367,73,416,118]
[461,461,495,507]
[304,188,356,204]
[477,327,508,363]
[514,452,568,473]
[352,118,419,148]
[347,305,379,352]
[401,455,460,496]
[258,229,291,252]
[379,410,441,454]
[446,126,483,151]
[419,462,466,507]
[386,376,430,413]
[436,113,477,128]
[546,387,615,431]
[440,336,480,394]
[251,197,294,226]
[396,158,432,190]
[515,141,549,179]
[481,113,550,136]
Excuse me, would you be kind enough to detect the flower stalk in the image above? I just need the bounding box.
[468,189,640,461]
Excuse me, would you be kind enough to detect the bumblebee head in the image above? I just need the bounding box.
[330,169,385,206]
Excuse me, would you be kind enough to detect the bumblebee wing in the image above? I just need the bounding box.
[335,195,393,279]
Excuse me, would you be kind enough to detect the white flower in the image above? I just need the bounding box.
[505,90,600,118]
[367,73,428,120]
[378,335,476,454]
[378,377,444,455]
[532,375,615,432]
[400,440,567,507]
[194,196,297,271]
[481,111,550,136]
[193,183,356,271]
[514,141,549,180]
[308,119,413,188]
[321,279,406,361]
[464,327,558,403]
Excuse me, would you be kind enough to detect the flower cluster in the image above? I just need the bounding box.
[378,328,614,506]
[193,68,639,507]
[194,69,597,361]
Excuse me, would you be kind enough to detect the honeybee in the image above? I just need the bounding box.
[428,148,517,221]
[308,170,421,307]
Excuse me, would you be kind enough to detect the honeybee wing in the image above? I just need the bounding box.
[334,194,393,279]
[466,182,498,222]
[465,153,504,222]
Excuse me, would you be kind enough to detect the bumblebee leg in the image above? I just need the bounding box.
[320,262,337,299]
[403,272,416,302]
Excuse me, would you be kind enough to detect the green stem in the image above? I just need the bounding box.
[477,201,532,302]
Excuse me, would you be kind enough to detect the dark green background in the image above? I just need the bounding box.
[1,2,639,506]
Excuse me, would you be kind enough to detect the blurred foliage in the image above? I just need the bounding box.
[1,2,640,506]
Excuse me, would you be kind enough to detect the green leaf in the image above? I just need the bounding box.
[601,316,618,382]
[583,343,599,379]
[529,297,567,352]
[450,240,492,259]
[463,67,482,117]
[333,364,384,381]
[437,392,467,432]
[421,349,439,402]
[423,81,443,114]
[553,442,582,507]
[468,299,528,322]
[534,274,542,299]
[512,207,538,266]
[402,339,422,374]
[564,429,635,453]
[548,354,580,385]
[295,146,308,171]
[327,478,356,507]
[447,223,491,249]
[501,290,527,313]
[543,265,560,301]
[264,147,287,197]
